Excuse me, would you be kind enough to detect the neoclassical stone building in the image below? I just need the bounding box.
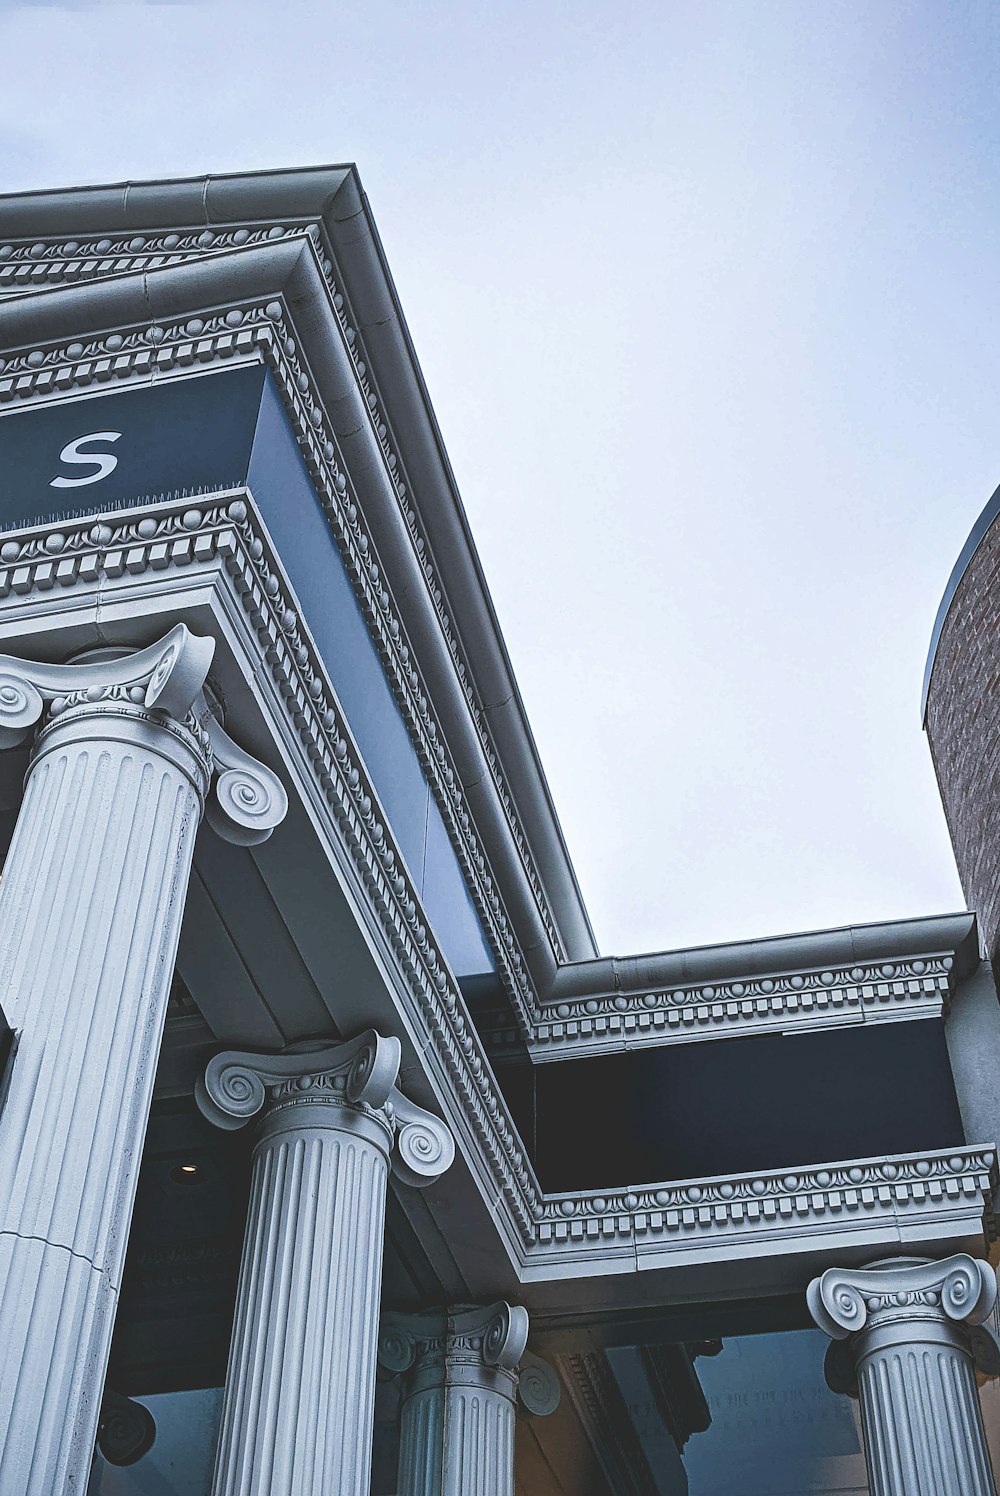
[0,166,998,1496]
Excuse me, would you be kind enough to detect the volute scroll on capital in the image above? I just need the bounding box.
[377,1302,560,1414]
[196,1030,456,1188]
[807,1253,999,1340]
[0,623,287,846]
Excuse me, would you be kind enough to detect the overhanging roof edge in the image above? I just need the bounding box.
[0,163,598,964]
[324,173,598,959]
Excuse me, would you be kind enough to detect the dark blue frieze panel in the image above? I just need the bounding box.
[0,368,501,1006]
[245,375,498,989]
[0,365,265,521]
[530,1019,965,1192]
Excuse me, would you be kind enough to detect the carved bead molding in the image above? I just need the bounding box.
[0,623,287,845]
[196,1031,455,1188]
[482,951,958,1061]
[808,1253,998,1341]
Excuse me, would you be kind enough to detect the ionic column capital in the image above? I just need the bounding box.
[196,1031,455,1186]
[808,1253,998,1344]
[446,1304,529,1394]
[379,1301,559,1412]
[0,624,287,845]
[381,1303,558,1496]
[0,623,215,745]
[808,1255,1000,1494]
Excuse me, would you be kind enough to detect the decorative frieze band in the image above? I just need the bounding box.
[481,953,956,1059]
[534,1147,997,1259]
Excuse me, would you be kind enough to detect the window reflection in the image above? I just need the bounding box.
[88,1388,223,1496]
[681,1331,868,1495]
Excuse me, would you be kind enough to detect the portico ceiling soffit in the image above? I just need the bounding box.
[0,236,981,1065]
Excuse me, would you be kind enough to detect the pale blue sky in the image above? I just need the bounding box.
[1,0,997,955]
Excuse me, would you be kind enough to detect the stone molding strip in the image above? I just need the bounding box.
[558,1351,660,1496]
[533,1147,997,1265]
[481,947,961,1059]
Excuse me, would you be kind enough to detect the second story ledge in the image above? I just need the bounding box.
[483,912,979,1058]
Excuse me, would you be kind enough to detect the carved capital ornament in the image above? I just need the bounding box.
[197,1030,455,1188]
[0,623,287,845]
[808,1253,998,1340]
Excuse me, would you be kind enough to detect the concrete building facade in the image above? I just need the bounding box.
[0,165,997,1495]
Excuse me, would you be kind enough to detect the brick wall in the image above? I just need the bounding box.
[926,521,1000,960]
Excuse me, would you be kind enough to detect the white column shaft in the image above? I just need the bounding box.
[858,1337,996,1496]
[211,1105,390,1496]
[441,1384,516,1496]
[0,713,206,1496]
[397,1387,444,1496]
[397,1382,516,1496]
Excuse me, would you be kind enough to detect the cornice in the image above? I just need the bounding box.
[533,1147,997,1269]
[0,181,581,977]
[0,168,599,968]
[0,166,354,244]
[0,493,992,1283]
[482,945,963,1060]
[0,259,547,1047]
[0,297,970,1065]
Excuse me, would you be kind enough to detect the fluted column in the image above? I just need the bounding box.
[379,1302,561,1496]
[197,1033,455,1496]
[0,625,287,1496]
[808,1254,1000,1496]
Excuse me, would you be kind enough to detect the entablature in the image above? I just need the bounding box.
[0,206,980,1070]
[0,489,991,1315]
[0,166,594,990]
[483,912,977,1060]
[0,175,994,1326]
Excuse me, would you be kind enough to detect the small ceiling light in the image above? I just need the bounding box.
[170,1162,201,1184]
